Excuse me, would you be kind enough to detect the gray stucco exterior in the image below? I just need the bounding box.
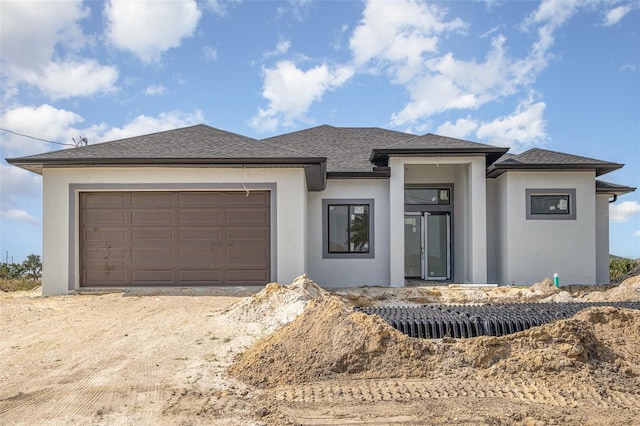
[6,124,635,294]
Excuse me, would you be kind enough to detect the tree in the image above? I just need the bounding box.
[22,254,42,282]
[0,262,25,280]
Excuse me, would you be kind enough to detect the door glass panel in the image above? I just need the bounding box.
[404,215,421,277]
[426,214,449,278]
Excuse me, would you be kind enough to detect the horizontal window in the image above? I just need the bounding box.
[405,188,450,205]
[526,189,576,220]
[323,199,374,259]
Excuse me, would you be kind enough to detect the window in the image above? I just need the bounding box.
[526,189,576,220]
[323,199,374,258]
[405,188,450,205]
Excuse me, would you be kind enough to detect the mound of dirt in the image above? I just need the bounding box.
[229,288,640,388]
[528,276,559,293]
[222,274,331,334]
[228,297,437,387]
[582,274,640,302]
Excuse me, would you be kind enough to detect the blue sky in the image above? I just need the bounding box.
[1,0,639,263]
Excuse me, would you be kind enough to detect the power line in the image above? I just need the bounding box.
[0,128,76,146]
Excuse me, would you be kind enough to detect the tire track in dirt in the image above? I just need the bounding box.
[269,377,640,410]
[0,388,61,425]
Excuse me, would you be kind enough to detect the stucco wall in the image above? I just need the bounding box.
[485,179,498,283]
[496,171,597,286]
[306,179,390,287]
[595,194,610,284]
[41,166,308,295]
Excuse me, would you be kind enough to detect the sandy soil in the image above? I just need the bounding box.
[1,276,639,425]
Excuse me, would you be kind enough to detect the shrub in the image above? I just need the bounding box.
[610,257,639,282]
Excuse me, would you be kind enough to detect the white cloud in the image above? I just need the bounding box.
[0,1,117,100]
[0,104,84,156]
[21,60,118,100]
[91,110,204,142]
[620,63,637,72]
[346,0,584,127]
[264,39,291,57]
[603,4,632,26]
[0,0,89,72]
[475,93,547,150]
[634,230,640,238]
[0,209,39,226]
[202,46,218,62]
[144,84,167,96]
[436,117,479,139]
[391,35,519,124]
[610,201,640,223]
[350,0,466,82]
[204,0,241,17]
[250,61,354,132]
[0,164,41,208]
[105,0,202,63]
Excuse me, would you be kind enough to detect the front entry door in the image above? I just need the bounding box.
[404,212,451,280]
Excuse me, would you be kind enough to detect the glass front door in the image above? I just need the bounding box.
[404,214,422,278]
[404,212,451,280]
[426,213,450,279]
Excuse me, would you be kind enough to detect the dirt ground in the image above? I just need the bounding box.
[1,276,639,425]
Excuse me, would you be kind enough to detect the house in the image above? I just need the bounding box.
[7,124,635,295]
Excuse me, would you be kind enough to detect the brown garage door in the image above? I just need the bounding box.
[80,191,270,287]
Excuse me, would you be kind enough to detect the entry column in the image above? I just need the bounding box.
[389,157,405,287]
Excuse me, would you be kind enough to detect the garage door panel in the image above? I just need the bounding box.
[179,247,220,264]
[226,191,269,205]
[131,228,173,241]
[84,228,126,242]
[226,268,270,283]
[226,227,269,241]
[180,270,222,283]
[131,192,173,206]
[83,247,127,261]
[226,245,269,265]
[80,191,270,287]
[132,270,174,283]
[226,209,269,224]
[82,192,127,207]
[180,228,222,241]
[84,210,127,224]
[131,247,174,262]
[179,209,221,224]
[179,192,222,205]
[84,270,126,285]
[131,210,173,224]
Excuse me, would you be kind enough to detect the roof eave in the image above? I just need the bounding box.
[486,163,624,178]
[595,180,636,196]
[369,147,509,168]
[327,170,391,179]
[5,156,329,190]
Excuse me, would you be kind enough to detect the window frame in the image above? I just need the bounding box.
[322,198,375,259]
[526,188,576,220]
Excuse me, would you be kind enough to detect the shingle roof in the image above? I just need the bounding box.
[12,124,304,160]
[369,133,508,167]
[6,124,329,190]
[595,180,636,195]
[487,147,623,177]
[262,125,412,173]
[6,124,624,180]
